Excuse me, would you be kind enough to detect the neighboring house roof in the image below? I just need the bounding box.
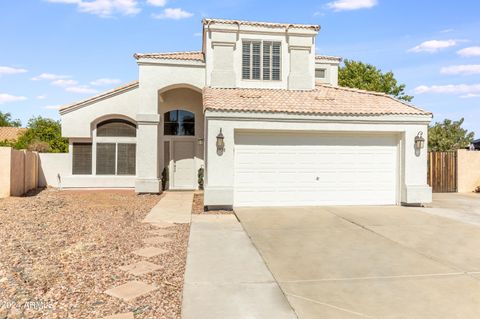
[0,127,27,141]
[202,18,320,31]
[59,81,139,114]
[315,55,342,62]
[203,83,431,116]
[134,51,205,62]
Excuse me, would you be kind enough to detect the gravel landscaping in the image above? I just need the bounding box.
[192,192,233,215]
[0,189,190,319]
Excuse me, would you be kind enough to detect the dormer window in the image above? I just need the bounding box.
[242,41,281,81]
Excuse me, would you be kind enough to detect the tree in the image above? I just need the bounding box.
[428,118,474,151]
[338,59,414,102]
[14,117,68,153]
[0,111,21,127]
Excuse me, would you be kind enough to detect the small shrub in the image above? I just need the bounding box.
[198,167,204,190]
[161,167,169,191]
[475,186,480,193]
[28,140,50,152]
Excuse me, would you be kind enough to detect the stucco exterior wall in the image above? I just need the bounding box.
[204,23,317,90]
[61,86,139,138]
[0,147,40,198]
[315,60,339,86]
[135,62,206,192]
[204,112,432,207]
[457,149,480,193]
[38,153,69,187]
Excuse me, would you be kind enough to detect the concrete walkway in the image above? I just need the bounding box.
[181,215,297,319]
[143,191,194,224]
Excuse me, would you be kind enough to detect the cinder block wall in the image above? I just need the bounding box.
[0,147,39,198]
[457,149,480,193]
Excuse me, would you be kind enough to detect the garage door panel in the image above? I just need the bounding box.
[234,133,398,207]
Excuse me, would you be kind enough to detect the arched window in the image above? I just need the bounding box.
[164,110,195,136]
[95,119,136,176]
[97,119,136,137]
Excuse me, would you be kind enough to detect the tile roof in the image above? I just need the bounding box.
[0,127,27,141]
[203,83,431,116]
[202,18,320,31]
[134,51,205,62]
[315,55,342,62]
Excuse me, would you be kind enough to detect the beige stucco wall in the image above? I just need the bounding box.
[457,149,480,193]
[0,147,40,198]
[0,147,12,198]
[38,153,70,187]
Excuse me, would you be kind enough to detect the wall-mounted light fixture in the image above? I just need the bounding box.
[197,138,204,145]
[216,128,225,155]
[415,131,425,151]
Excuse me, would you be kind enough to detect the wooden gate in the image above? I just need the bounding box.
[427,151,457,193]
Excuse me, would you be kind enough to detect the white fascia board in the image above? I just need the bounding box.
[137,58,205,67]
[204,110,433,124]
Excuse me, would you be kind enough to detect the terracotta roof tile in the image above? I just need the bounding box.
[202,18,320,31]
[203,83,431,116]
[134,51,205,62]
[315,55,342,62]
[0,127,27,141]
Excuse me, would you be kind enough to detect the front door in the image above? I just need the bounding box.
[172,140,196,189]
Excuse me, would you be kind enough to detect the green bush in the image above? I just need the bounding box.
[198,167,204,190]
[161,167,169,191]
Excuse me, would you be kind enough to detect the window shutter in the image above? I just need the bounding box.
[252,42,261,80]
[263,42,271,80]
[242,40,281,81]
[242,41,251,80]
[272,42,281,80]
[72,143,92,175]
[117,143,136,175]
[96,143,116,175]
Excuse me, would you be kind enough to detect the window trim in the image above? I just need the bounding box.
[242,40,282,82]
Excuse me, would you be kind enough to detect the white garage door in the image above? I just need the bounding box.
[234,132,398,207]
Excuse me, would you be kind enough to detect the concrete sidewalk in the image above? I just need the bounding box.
[181,215,297,319]
[143,191,193,224]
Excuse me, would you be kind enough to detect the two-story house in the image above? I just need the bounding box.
[59,18,433,208]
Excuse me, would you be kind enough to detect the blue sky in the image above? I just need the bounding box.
[1,0,479,136]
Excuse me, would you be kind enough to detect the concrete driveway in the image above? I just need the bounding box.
[236,198,480,318]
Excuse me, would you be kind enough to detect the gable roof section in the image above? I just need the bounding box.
[203,83,431,116]
[59,81,139,115]
[202,18,320,31]
[134,51,205,62]
[0,127,27,141]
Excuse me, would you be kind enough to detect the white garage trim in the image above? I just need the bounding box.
[234,131,400,207]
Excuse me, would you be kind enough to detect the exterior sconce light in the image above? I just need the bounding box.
[415,131,425,150]
[216,128,225,155]
[197,138,204,145]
